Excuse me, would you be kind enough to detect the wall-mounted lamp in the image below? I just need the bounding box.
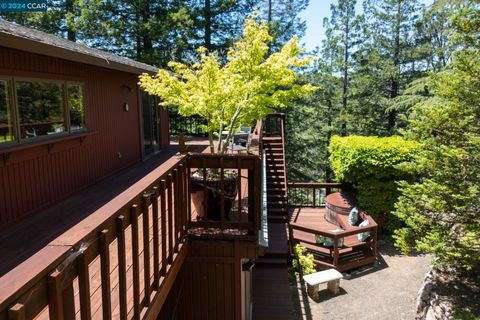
[242,260,255,272]
[123,103,129,112]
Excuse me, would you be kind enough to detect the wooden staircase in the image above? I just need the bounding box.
[252,114,294,319]
[264,135,289,222]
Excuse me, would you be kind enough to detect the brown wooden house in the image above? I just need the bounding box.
[0,19,378,320]
[0,19,171,229]
[0,19,272,320]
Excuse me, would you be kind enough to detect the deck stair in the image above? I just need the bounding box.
[263,136,288,223]
[252,114,294,320]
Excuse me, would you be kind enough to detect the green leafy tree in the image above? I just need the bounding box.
[363,0,424,132]
[139,17,315,154]
[261,0,309,52]
[285,44,342,182]
[323,0,363,136]
[393,1,480,268]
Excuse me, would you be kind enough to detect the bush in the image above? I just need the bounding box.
[292,244,316,275]
[329,135,419,230]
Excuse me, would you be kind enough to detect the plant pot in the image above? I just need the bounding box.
[190,170,238,221]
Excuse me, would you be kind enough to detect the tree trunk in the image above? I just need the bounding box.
[341,15,349,137]
[142,2,153,62]
[204,0,212,51]
[65,0,76,42]
[268,0,272,23]
[388,0,401,131]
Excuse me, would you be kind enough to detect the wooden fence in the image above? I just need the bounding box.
[0,152,262,320]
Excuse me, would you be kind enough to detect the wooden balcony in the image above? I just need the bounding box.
[287,183,378,272]
[0,144,264,319]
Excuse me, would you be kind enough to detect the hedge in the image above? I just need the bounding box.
[329,135,419,230]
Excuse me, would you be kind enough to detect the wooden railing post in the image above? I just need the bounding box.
[160,179,167,276]
[48,271,64,320]
[151,186,160,290]
[141,193,151,307]
[8,304,25,320]
[116,215,128,320]
[78,251,92,320]
[130,204,141,319]
[99,229,112,319]
[167,174,174,264]
[173,168,180,253]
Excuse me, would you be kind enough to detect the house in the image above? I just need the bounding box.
[0,19,170,228]
[0,19,377,320]
[0,19,270,320]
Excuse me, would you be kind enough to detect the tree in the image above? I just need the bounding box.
[139,17,316,154]
[363,0,424,132]
[323,0,362,136]
[393,1,480,269]
[260,0,309,52]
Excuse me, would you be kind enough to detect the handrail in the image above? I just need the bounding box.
[0,156,190,320]
[289,221,377,238]
[0,151,264,319]
[287,182,345,207]
[185,153,261,234]
[287,182,344,188]
[258,149,268,248]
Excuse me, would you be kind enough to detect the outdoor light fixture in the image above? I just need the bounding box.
[242,260,255,271]
[124,103,129,112]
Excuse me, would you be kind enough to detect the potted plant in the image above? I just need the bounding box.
[139,15,316,220]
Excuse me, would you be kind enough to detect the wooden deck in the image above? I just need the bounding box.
[289,206,377,271]
[0,145,192,277]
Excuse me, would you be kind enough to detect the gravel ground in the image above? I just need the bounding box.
[291,243,432,320]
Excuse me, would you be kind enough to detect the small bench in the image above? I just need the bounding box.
[303,268,343,298]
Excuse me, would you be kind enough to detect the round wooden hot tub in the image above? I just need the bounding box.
[325,191,358,225]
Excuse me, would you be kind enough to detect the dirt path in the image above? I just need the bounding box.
[291,244,432,320]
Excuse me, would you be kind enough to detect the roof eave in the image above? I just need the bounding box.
[0,33,159,75]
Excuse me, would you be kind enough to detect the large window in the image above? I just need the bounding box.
[0,79,14,143]
[0,77,86,145]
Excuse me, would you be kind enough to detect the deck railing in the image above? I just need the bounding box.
[287,182,344,207]
[0,157,190,320]
[288,211,378,269]
[168,112,207,137]
[186,154,261,235]
[0,151,263,319]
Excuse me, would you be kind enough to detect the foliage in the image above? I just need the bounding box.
[139,16,316,154]
[393,1,480,269]
[1,1,309,67]
[329,135,418,229]
[292,244,316,275]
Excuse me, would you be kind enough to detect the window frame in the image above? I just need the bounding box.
[0,76,87,147]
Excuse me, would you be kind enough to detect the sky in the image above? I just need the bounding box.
[299,0,434,52]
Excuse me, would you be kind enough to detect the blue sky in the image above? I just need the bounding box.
[299,0,434,52]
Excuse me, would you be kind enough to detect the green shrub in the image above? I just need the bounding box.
[329,135,419,230]
[292,244,316,275]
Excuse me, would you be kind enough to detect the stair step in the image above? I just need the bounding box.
[268,208,288,215]
[267,216,289,223]
[266,153,283,159]
[263,137,283,141]
[268,204,287,210]
[266,189,286,195]
[267,194,287,200]
[267,174,285,179]
[265,147,284,152]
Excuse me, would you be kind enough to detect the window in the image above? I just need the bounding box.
[67,84,85,131]
[0,77,86,145]
[0,79,14,143]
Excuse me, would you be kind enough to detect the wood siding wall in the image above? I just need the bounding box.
[0,46,169,228]
[159,239,259,320]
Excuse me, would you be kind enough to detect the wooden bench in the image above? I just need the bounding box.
[303,268,343,298]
